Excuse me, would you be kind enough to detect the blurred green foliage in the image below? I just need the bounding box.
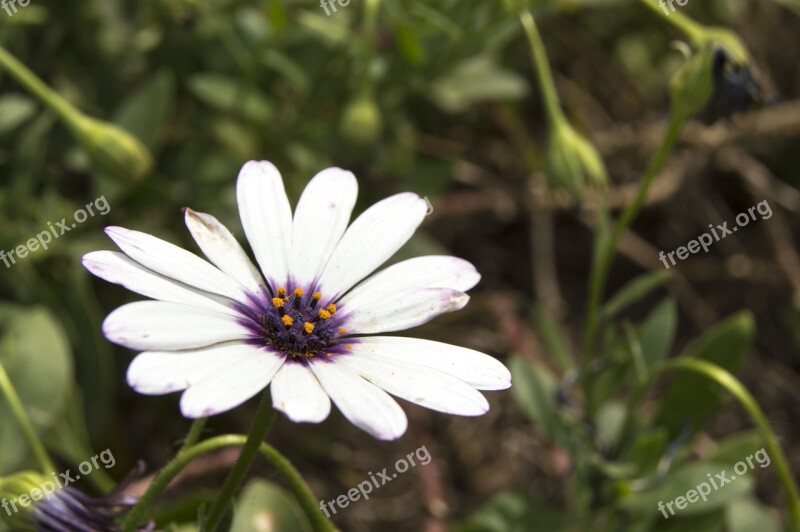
[0,0,797,530]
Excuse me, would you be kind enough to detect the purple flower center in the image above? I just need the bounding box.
[237,287,350,360]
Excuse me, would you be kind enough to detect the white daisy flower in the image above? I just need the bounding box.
[83,161,511,440]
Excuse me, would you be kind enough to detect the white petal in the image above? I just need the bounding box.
[348,337,511,391]
[236,161,293,288]
[180,349,285,418]
[127,342,276,395]
[342,288,469,334]
[270,363,331,423]
[309,361,407,440]
[339,256,480,310]
[185,209,265,294]
[291,168,358,288]
[336,355,489,415]
[83,251,236,316]
[106,227,247,301]
[316,193,428,300]
[103,301,250,350]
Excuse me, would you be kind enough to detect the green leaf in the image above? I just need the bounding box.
[43,386,113,492]
[602,271,671,320]
[0,94,37,135]
[654,312,755,439]
[0,307,73,474]
[509,356,561,443]
[187,74,272,125]
[639,298,677,373]
[532,306,574,371]
[708,431,765,465]
[229,480,313,532]
[459,492,577,532]
[431,56,528,112]
[725,496,781,532]
[113,70,176,151]
[628,429,669,476]
[597,400,627,450]
[620,461,753,516]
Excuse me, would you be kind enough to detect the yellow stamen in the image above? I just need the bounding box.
[346,344,352,350]
[326,303,337,314]
[305,352,315,358]
[276,287,286,297]
[272,297,284,308]
[293,288,304,296]
[338,327,347,334]
[281,315,294,326]
[312,292,322,300]
[318,309,331,320]
[326,353,332,358]
[304,322,315,333]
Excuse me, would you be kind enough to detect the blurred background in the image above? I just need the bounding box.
[1,0,799,530]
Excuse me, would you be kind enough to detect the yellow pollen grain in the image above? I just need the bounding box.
[318,309,331,320]
[304,322,315,333]
[272,297,284,308]
[312,292,322,300]
[305,352,315,358]
[346,344,352,350]
[338,327,347,334]
[326,353,332,358]
[281,315,294,326]
[277,287,286,297]
[326,303,337,314]
[293,288,304,296]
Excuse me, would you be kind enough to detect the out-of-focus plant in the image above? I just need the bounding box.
[0,47,152,182]
[461,4,799,532]
[519,8,608,196]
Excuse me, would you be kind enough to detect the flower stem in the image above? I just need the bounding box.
[178,418,207,455]
[121,435,335,532]
[638,0,706,45]
[203,389,275,531]
[0,359,56,474]
[259,442,337,532]
[654,358,800,530]
[0,46,82,124]
[519,9,567,129]
[582,113,684,366]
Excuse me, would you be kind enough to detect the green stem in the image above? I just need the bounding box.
[655,358,800,530]
[259,442,337,532]
[582,113,685,365]
[0,46,82,123]
[638,0,706,45]
[0,360,56,474]
[519,9,567,129]
[203,389,275,531]
[121,435,335,532]
[178,418,207,455]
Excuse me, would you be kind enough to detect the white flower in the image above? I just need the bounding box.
[83,161,511,440]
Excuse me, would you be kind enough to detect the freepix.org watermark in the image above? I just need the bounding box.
[658,0,689,15]
[658,200,772,270]
[1,195,110,269]
[320,0,351,16]
[1,0,31,17]
[319,445,432,517]
[657,448,771,519]
[1,449,116,517]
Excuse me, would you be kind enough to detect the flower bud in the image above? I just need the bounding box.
[340,94,383,145]
[67,113,153,182]
[545,118,608,196]
[669,42,764,124]
[669,43,718,122]
[0,471,49,529]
